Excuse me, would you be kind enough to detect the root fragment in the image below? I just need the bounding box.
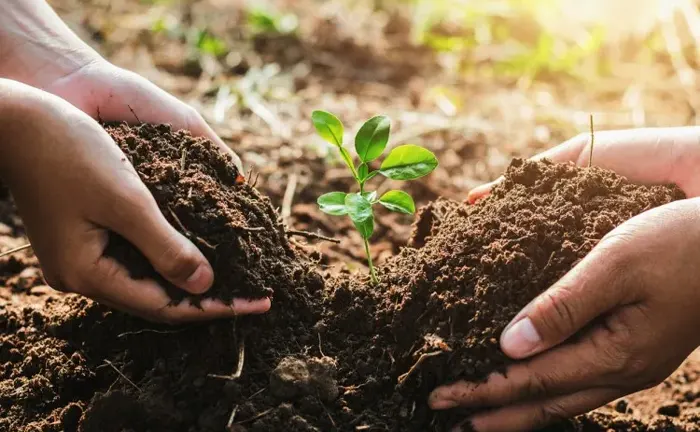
[397,351,443,385]
[0,243,32,258]
[208,337,246,381]
[102,360,142,392]
[286,229,340,244]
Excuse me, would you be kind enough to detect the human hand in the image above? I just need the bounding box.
[0,79,269,323]
[0,0,242,169]
[429,127,700,432]
[468,126,700,203]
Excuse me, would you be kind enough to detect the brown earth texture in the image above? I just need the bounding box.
[0,124,698,432]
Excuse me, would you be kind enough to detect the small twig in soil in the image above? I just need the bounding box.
[0,243,32,258]
[180,148,188,171]
[167,206,189,234]
[208,337,246,381]
[194,236,217,251]
[286,229,340,244]
[127,105,142,124]
[102,360,142,392]
[397,351,443,385]
[234,408,274,425]
[251,171,260,188]
[281,172,299,226]
[588,114,595,168]
[226,405,239,431]
[117,328,185,338]
[231,225,266,233]
[318,332,326,358]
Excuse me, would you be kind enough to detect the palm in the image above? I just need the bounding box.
[46,62,242,169]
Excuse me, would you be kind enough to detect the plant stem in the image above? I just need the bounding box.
[363,238,378,284]
[588,114,595,168]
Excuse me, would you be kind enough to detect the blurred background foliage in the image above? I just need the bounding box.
[49,0,700,199]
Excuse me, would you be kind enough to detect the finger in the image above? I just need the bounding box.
[102,186,214,295]
[86,255,269,322]
[88,67,244,172]
[187,116,244,173]
[429,335,614,410]
[498,235,632,359]
[463,388,621,432]
[466,179,501,203]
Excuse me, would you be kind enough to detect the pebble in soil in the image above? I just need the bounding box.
[103,123,303,304]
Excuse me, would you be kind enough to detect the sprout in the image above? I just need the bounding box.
[312,110,439,284]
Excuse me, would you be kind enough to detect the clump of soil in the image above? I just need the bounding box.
[376,158,685,399]
[1,127,697,432]
[103,123,303,303]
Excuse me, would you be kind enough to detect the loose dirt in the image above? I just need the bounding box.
[0,126,698,432]
[103,123,305,304]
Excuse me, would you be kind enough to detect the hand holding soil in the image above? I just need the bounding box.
[431,127,700,431]
[0,0,243,171]
[0,79,269,322]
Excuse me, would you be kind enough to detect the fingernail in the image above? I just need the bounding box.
[185,264,213,293]
[501,317,541,358]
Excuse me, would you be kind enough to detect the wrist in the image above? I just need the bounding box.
[0,0,102,89]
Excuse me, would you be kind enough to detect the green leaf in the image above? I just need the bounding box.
[195,30,228,57]
[317,192,348,216]
[345,193,374,239]
[355,115,391,163]
[379,190,415,214]
[379,145,438,180]
[362,191,378,203]
[312,111,344,147]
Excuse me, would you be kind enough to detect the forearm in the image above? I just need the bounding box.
[0,0,100,88]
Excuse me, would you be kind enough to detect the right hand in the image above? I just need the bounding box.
[468,126,700,202]
[0,79,270,323]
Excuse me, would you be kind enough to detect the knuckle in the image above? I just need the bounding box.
[523,371,552,400]
[157,239,199,281]
[537,401,571,426]
[103,184,153,227]
[447,384,468,402]
[534,288,578,339]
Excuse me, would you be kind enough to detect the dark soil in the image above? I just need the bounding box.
[1,127,698,432]
[103,123,304,303]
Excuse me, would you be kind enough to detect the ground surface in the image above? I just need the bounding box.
[1,0,699,431]
[1,138,698,430]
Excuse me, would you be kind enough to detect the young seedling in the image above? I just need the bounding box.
[588,113,595,168]
[312,110,439,284]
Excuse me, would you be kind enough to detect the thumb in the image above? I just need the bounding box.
[500,236,631,359]
[105,193,214,295]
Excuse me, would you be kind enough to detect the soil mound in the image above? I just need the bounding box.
[0,126,697,432]
[379,158,685,394]
[103,123,302,303]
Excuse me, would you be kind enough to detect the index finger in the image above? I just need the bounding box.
[428,335,613,411]
[86,255,270,323]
